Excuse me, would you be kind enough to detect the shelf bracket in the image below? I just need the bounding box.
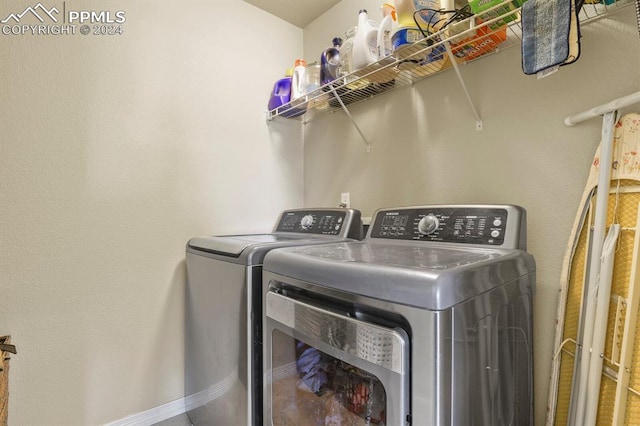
[328,86,371,152]
[444,42,483,131]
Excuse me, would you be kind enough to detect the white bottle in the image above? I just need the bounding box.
[291,58,307,100]
[351,9,379,70]
[377,4,396,59]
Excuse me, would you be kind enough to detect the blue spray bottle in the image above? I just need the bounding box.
[320,37,343,85]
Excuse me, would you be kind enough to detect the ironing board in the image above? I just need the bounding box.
[547,92,640,425]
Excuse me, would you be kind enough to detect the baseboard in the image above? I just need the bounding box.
[105,397,187,426]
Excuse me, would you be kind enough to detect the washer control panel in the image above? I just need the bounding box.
[370,205,526,249]
[275,209,350,236]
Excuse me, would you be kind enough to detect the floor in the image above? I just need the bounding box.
[152,413,191,426]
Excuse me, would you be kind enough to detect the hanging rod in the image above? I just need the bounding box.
[565,90,640,126]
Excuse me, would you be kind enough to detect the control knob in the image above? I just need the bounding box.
[300,214,314,230]
[418,214,440,235]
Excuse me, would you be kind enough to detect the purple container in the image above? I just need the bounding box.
[268,76,305,118]
[268,76,292,110]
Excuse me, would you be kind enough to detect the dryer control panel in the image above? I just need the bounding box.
[369,205,527,249]
[274,209,361,239]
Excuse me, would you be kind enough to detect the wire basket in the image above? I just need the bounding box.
[333,361,386,424]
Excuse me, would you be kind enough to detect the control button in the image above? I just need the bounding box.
[338,217,343,223]
[300,215,314,230]
[418,214,440,235]
[334,225,340,230]
[493,219,502,227]
[491,230,501,238]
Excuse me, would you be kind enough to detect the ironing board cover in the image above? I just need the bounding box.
[547,113,640,424]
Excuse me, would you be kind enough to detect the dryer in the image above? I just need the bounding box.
[262,205,535,425]
[185,208,362,425]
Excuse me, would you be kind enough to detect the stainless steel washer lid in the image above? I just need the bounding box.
[187,233,344,265]
[263,241,535,310]
[186,207,363,265]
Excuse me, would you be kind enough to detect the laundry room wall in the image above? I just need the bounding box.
[0,0,302,424]
[302,4,639,425]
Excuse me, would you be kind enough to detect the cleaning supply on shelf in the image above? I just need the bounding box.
[391,0,444,62]
[339,26,370,89]
[414,0,442,34]
[468,0,521,30]
[395,0,444,34]
[450,19,507,61]
[351,9,380,70]
[304,62,329,109]
[320,37,343,85]
[328,26,371,108]
[377,4,396,59]
[391,26,426,52]
[394,0,419,27]
[268,68,305,118]
[291,58,307,100]
[521,0,580,75]
[304,63,321,94]
[338,26,357,79]
[267,69,292,111]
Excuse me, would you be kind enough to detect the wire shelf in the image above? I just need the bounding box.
[267,0,634,123]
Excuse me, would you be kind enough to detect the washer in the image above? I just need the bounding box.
[262,204,535,425]
[184,208,362,426]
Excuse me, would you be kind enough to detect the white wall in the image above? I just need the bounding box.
[0,0,303,424]
[303,4,640,425]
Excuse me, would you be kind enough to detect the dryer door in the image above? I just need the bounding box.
[264,291,410,426]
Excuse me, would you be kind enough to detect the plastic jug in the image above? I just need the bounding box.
[305,63,328,109]
[267,69,292,111]
[338,26,357,78]
[320,37,343,85]
[377,4,396,59]
[351,9,379,71]
[268,69,305,117]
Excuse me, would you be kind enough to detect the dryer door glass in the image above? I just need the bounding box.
[264,291,409,425]
[271,330,387,425]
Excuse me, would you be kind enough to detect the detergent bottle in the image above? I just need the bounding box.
[320,37,343,85]
[351,9,379,71]
[267,68,292,111]
[291,59,307,100]
[377,4,396,59]
[338,26,357,79]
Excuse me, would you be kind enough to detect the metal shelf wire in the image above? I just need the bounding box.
[266,0,634,123]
